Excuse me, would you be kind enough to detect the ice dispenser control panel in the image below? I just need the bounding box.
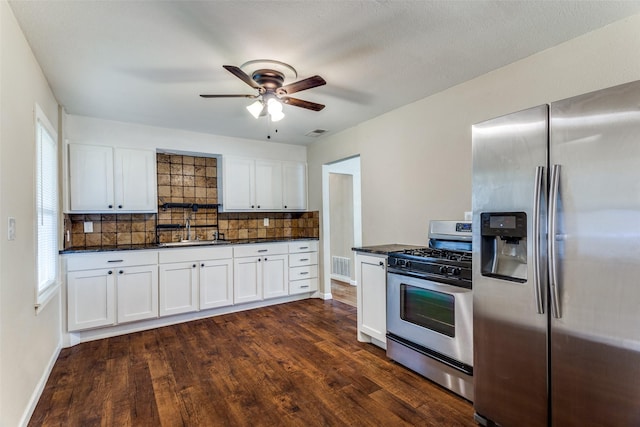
[480,212,528,283]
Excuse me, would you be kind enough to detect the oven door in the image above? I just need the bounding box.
[387,271,473,367]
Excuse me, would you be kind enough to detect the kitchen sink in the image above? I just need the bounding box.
[157,240,230,248]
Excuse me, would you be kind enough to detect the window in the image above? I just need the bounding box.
[35,104,59,308]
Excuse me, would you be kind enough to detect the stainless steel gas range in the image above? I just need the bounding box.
[386,220,473,401]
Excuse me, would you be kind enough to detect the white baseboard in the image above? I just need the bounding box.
[20,339,62,427]
[319,292,333,300]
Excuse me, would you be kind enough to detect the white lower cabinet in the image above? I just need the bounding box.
[233,243,289,303]
[288,241,318,294]
[263,255,288,299]
[116,265,158,323]
[158,262,199,316]
[199,258,234,309]
[66,250,158,332]
[65,242,319,336]
[68,268,116,331]
[158,247,234,315]
[355,252,387,345]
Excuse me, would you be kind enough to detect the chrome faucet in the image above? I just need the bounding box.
[185,217,191,241]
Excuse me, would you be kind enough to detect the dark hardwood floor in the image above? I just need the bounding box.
[29,299,475,426]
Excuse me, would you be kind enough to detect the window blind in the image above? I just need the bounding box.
[36,110,58,300]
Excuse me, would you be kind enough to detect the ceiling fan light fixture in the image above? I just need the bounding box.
[270,109,285,122]
[266,97,285,121]
[246,100,264,119]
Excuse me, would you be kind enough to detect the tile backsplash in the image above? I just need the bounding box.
[64,153,319,249]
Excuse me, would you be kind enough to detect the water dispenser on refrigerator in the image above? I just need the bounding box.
[480,212,528,282]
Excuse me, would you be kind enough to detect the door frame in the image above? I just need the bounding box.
[321,156,362,299]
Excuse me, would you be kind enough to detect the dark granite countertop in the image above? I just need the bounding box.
[351,244,425,255]
[60,237,319,254]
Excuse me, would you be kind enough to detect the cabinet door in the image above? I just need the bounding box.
[263,254,288,300]
[114,148,157,212]
[234,256,262,304]
[255,160,283,210]
[282,162,307,210]
[357,254,387,342]
[68,144,114,212]
[159,262,198,316]
[117,265,158,323]
[68,268,115,331]
[200,258,233,310]
[224,157,255,210]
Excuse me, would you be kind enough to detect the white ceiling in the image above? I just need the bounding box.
[9,1,640,145]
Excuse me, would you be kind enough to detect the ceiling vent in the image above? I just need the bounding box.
[305,129,328,137]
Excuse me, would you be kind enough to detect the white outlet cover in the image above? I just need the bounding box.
[84,221,93,233]
[7,217,16,240]
[263,218,269,227]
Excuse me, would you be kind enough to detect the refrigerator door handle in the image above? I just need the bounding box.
[532,166,545,314]
[548,164,562,318]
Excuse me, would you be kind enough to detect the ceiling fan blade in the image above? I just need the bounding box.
[281,96,325,111]
[223,65,261,89]
[280,75,326,95]
[200,94,258,98]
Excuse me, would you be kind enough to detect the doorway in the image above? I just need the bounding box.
[322,156,361,305]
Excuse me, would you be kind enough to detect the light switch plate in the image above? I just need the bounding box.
[84,221,93,233]
[263,218,269,227]
[7,217,16,240]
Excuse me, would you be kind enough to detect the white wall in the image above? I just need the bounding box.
[65,114,307,161]
[1,1,62,425]
[308,14,640,249]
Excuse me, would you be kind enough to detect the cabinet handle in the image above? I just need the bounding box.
[192,264,197,268]
[258,258,261,262]
[284,205,288,209]
[108,270,113,275]
[108,259,124,263]
[118,205,123,209]
[108,204,113,209]
[299,246,309,250]
[300,271,309,275]
[300,285,309,289]
[201,263,205,267]
[251,205,255,208]
[119,270,124,274]
[258,249,268,253]
[300,258,309,262]
[379,261,384,267]
[257,205,261,208]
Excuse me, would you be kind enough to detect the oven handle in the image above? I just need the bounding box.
[548,164,561,319]
[532,166,545,314]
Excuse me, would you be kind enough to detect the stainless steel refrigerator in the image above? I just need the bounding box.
[471,80,640,427]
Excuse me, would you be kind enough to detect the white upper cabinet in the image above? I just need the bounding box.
[68,143,157,213]
[114,148,157,212]
[282,161,307,210]
[222,156,306,212]
[69,144,114,212]
[223,156,255,210]
[255,160,283,210]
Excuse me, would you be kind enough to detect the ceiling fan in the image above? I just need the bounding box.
[200,60,326,122]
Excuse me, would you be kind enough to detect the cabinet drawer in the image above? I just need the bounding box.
[290,278,318,295]
[233,243,288,258]
[289,252,318,267]
[158,246,233,264]
[66,250,158,271]
[288,240,318,253]
[289,265,318,280]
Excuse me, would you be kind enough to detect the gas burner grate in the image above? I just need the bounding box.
[399,248,471,263]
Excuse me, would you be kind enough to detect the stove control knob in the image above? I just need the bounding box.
[405,261,411,268]
[448,267,461,276]
[439,266,447,274]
